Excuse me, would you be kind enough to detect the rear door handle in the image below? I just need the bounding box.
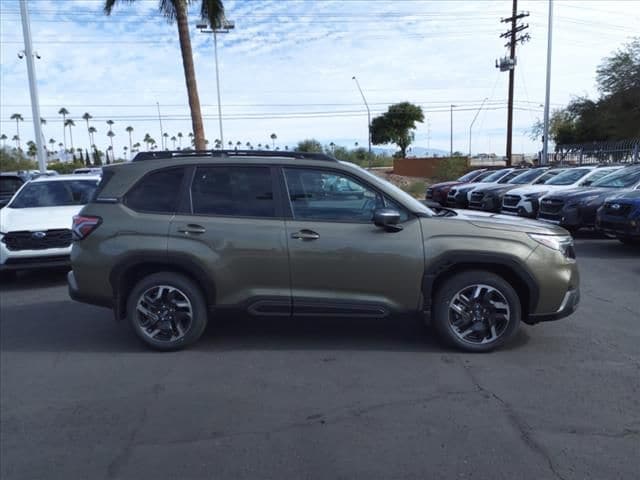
[177,224,206,234]
[291,229,320,240]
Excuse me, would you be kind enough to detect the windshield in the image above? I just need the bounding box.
[9,180,99,208]
[508,169,547,184]
[481,169,510,182]
[498,170,524,183]
[582,168,619,184]
[472,170,496,182]
[533,170,563,184]
[591,168,640,188]
[457,170,483,182]
[545,168,592,185]
[344,162,433,215]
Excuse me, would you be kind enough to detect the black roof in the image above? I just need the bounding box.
[132,149,337,162]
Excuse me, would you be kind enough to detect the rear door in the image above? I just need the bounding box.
[281,166,424,316]
[168,165,291,313]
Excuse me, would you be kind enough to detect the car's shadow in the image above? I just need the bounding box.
[0,295,532,355]
[0,268,69,290]
[573,234,640,259]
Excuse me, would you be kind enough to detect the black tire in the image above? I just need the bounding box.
[126,272,208,351]
[432,270,521,353]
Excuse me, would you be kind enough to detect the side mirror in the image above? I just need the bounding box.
[373,208,403,232]
[580,180,592,186]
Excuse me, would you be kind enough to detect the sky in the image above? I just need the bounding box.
[1,0,638,159]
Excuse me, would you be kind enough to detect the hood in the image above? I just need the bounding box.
[430,181,461,190]
[544,187,612,202]
[450,209,568,235]
[455,181,497,194]
[0,206,81,233]
[472,184,519,195]
[604,189,640,203]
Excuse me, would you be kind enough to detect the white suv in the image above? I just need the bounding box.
[501,166,622,218]
[0,174,100,276]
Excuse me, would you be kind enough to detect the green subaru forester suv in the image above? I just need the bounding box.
[68,150,580,352]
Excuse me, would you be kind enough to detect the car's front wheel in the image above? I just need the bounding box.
[432,271,521,352]
[126,272,208,351]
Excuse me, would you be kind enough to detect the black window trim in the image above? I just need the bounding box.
[123,165,190,215]
[278,165,414,224]
[180,163,284,220]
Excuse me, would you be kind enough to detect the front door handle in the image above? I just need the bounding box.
[291,229,320,240]
[177,224,206,235]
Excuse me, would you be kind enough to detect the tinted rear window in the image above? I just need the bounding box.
[191,166,275,217]
[125,167,185,213]
[592,168,640,188]
[508,169,547,184]
[0,177,24,196]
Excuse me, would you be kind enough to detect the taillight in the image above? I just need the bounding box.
[72,215,102,241]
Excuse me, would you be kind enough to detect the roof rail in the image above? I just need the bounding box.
[131,149,337,162]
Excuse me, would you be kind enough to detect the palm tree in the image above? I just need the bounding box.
[143,133,152,151]
[0,134,7,149]
[65,119,76,151]
[188,132,194,147]
[82,112,92,150]
[245,142,251,150]
[227,140,232,149]
[257,143,262,149]
[48,138,56,155]
[12,135,20,149]
[132,142,141,152]
[171,135,177,149]
[104,0,225,151]
[270,132,277,149]
[26,140,37,158]
[177,131,183,149]
[235,141,241,150]
[58,108,69,151]
[265,144,270,150]
[88,126,97,146]
[163,132,169,150]
[10,113,23,149]
[125,126,134,156]
[284,145,289,151]
[107,130,115,161]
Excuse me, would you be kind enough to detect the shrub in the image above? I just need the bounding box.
[0,148,37,171]
[434,157,468,181]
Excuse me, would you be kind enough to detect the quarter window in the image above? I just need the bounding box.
[284,168,403,222]
[126,167,185,213]
[191,166,275,218]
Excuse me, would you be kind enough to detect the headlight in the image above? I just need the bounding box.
[528,233,575,258]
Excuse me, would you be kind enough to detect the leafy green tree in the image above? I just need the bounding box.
[370,102,424,158]
[104,0,225,150]
[26,140,37,158]
[295,138,323,153]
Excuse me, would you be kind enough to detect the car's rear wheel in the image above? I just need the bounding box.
[126,272,208,351]
[432,271,521,352]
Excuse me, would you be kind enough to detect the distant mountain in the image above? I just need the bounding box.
[371,146,449,157]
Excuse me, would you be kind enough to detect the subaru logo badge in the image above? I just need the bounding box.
[32,231,47,239]
[611,204,621,210]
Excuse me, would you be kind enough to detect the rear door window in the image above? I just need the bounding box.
[125,167,186,213]
[190,166,275,218]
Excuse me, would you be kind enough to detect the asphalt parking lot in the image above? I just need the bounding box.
[1,235,639,480]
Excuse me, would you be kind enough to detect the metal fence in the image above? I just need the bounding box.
[540,139,640,166]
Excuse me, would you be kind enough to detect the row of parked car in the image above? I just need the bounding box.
[426,164,640,244]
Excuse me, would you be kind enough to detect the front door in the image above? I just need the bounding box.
[281,166,424,316]
[168,165,291,314]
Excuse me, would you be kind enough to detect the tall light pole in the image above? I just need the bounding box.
[352,76,371,163]
[19,0,46,172]
[450,104,457,157]
[156,102,165,150]
[469,98,489,157]
[198,20,234,149]
[541,0,553,165]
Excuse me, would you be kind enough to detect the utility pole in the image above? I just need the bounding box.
[156,102,165,149]
[450,105,456,157]
[19,0,46,172]
[542,0,553,165]
[497,0,529,166]
[352,76,372,164]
